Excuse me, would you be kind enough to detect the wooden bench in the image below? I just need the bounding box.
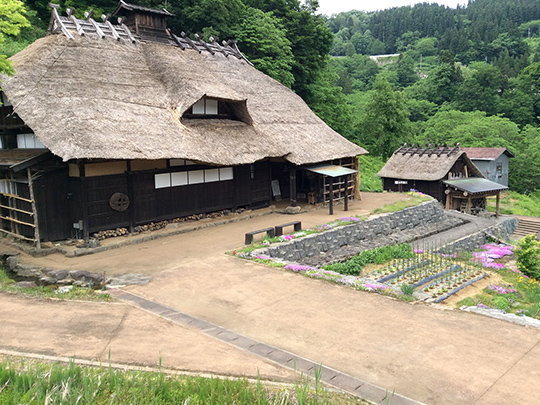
[245,227,275,245]
[275,221,302,237]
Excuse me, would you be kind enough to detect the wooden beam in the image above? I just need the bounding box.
[496,192,500,218]
[27,168,41,249]
[69,14,85,36]
[0,228,35,242]
[328,177,333,215]
[88,17,105,38]
[50,5,74,39]
[105,20,121,40]
[0,193,33,204]
[121,23,136,43]
[290,167,297,207]
[0,204,33,216]
[0,215,35,227]
[344,175,349,211]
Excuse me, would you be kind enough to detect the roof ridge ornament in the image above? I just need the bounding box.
[46,2,251,62]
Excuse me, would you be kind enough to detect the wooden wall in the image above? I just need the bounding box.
[68,160,272,238]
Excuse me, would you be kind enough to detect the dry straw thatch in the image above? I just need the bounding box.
[377,145,484,181]
[2,32,366,166]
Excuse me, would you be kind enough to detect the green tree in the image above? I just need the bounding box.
[509,125,540,194]
[518,61,540,119]
[453,64,504,115]
[234,8,294,88]
[426,51,463,105]
[305,63,357,141]
[358,75,412,159]
[419,110,520,149]
[395,53,418,88]
[0,0,30,75]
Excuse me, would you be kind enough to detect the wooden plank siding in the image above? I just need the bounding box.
[34,168,71,241]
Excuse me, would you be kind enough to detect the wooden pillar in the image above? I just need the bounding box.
[354,158,361,200]
[27,168,41,250]
[344,175,349,211]
[329,177,334,215]
[496,192,500,218]
[127,172,135,233]
[466,194,472,215]
[80,178,90,241]
[290,167,297,207]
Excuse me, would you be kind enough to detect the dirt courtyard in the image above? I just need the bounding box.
[3,192,540,405]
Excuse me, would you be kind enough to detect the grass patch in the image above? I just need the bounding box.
[456,268,540,318]
[486,191,540,217]
[0,268,111,302]
[322,243,415,276]
[0,356,368,405]
[373,192,432,214]
[358,155,384,192]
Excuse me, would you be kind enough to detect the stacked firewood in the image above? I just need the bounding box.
[91,208,249,241]
[134,221,168,232]
[93,227,129,240]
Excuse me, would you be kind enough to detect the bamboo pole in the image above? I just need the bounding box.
[27,168,41,250]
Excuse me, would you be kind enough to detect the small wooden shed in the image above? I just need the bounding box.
[378,144,507,216]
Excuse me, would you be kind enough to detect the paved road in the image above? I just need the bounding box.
[3,194,540,404]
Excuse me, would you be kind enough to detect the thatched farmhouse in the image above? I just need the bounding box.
[0,2,366,245]
[377,144,507,216]
[461,147,514,187]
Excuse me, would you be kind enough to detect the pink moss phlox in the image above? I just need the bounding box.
[284,264,316,273]
[337,278,357,287]
[477,303,489,309]
[337,217,362,223]
[414,249,424,253]
[364,282,388,291]
[487,284,517,294]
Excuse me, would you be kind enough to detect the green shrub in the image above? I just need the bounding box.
[516,235,540,279]
[400,283,415,296]
[323,243,415,275]
[493,296,510,310]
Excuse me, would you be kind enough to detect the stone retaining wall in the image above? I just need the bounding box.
[258,200,449,262]
[0,252,105,287]
[438,217,518,253]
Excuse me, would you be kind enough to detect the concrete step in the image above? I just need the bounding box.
[511,218,540,240]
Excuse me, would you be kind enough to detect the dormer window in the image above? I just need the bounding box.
[182,97,253,124]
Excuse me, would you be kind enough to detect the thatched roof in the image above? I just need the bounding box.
[1,15,366,166]
[377,144,483,181]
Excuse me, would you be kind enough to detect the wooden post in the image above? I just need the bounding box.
[466,194,472,215]
[290,167,297,207]
[445,189,451,210]
[27,168,41,250]
[329,177,334,215]
[464,165,468,178]
[496,192,500,218]
[344,175,349,211]
[80,178,90,241]
[354,158,361,201]
[127,172,135,233]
